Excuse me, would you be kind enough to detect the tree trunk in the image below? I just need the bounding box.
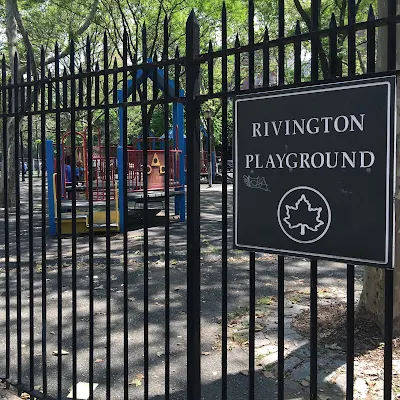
[1,0,19,208]
[358,0,400,334]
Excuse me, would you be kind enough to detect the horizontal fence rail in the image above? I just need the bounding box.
[0,0,398,399]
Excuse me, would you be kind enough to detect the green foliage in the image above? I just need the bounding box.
[1,0,377,147]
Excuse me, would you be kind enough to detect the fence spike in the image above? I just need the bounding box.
[113,58,118,69]
[295,20,301,34]
[163,15,169,59]
[329,13,337,28]
[263,27,269,42]
[208,40,213,52]
[175,46,180,59]
[86,36,91,70]
[95,61,99,71]
[235,34,240,47]
[368,4,375,20]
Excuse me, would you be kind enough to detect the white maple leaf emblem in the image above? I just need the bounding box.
[283,194,324,236]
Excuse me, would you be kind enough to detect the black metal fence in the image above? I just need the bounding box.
[0,0,399,399]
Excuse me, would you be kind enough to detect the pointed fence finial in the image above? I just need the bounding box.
[368,4,375,20]
[263,27,269,42]
[329,13,337,28]
[295,20,301,34]
[235,34,240,47]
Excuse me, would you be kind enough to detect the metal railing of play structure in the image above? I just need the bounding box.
[56,146,182,201]
[55,131,183,202]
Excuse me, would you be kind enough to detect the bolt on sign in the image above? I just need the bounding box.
[234,76,396,268]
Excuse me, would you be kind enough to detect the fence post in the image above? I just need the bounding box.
[185,9,201,400]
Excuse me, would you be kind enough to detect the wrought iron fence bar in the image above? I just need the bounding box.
[234,35,241,91]
[208,41,214,95]
[221,3,228,399]
[186,10,201,400]
[249,252,256,399]
[54,42,64,400]
[262,29,269,87]
[1,55,10,388]
[248,0,255,89]
[277,256,285,400]
[346,265,355,400]
[367,6,376,73]
[86,36,95,400]
[163,16,171,399]
[294,21,301,84]
[141,25,150,400]
[122,29,130,400]
[348,0,356,76]
[387,0,397,70]
[329,14,338,78]
[278,0,285,85]
[40,47,48,397]
[310,260,318,399]
[70,39,78,400]
[26,49,35,393]
[15,55,22,396]
[384,268,394,399]
[103,31,112,400]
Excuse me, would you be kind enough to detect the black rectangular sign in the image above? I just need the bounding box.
[234,76,396,267]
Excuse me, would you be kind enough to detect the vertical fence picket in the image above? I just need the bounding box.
[248,3,256,393]
[54,42,63,400]
[384,269,394,400]
[1,55,10,388]
[26,49,35,393]
[278,0,285,85]
[163,16,171,400]
[367,6,376,73]
[277,255,285,400]
[40,46,48,398]
[348,0,356,76]
[234,35,241,92]
[294,22,301,84]
[15,55,21,396]
[262,28,269,87]
[141,24,150,400]
[186,10,201,400]
[70,39,77,400]
[329,14,337,78]
[346,265,355,400]
[86,36,95,400]
[121,29,129,400]
[309,1,320,398]
[387,0,397,70]
[221,3,228,399]
[103,31,112,400]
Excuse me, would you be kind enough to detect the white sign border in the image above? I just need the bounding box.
[234,76,396,266]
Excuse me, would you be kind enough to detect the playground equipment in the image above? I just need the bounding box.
[46,61,186,235]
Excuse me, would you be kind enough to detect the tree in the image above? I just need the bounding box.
[1,0,100,207]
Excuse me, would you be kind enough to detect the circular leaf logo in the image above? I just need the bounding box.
[277,186,331,243]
